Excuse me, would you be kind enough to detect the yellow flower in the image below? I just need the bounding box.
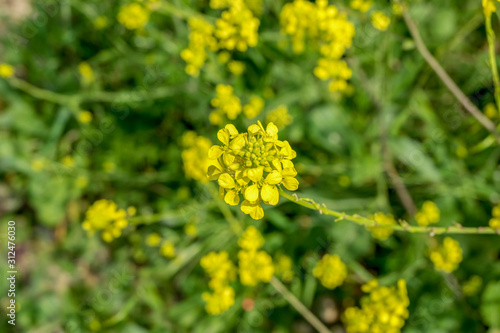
[415,201,440,226]
[429,237,463,273]
[0,63,14,78]
[483,0,496,18]
[146,232,161,247]
[31,158,46,172]
[208,121,299,220]
[238,226,264,251]
[243,96,265,119]
[215,1,260,52]
[350,0,372,13]
[160,241,175,258]
[210,84,242,124]
[367,212,396,241]
[343,279,410,333]
[117,3,150,30]
[78,110,93,124]
[201,251,237,290]
[202,286,235,315]
[78,62,94,84]
[228,60,246,76]
[82,199,129,242]
[181,17,218,77]
[93,16,108,30]
[313,254,347,289]
[463,275,482,296]
[182,131,213,183]
[274,254,294,282]
[371,11,391,31]
[184,223,198,237]
[238,249,274,286]
[489,203,500,229]
[265,105,293,129]
[61,155,75,168]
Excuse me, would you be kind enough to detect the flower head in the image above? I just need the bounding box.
[215,1,260,52]
[238,225,264,251]
[429,237,463,273]
[371,11,391,31]
[210,84,242,124]
[483,0,496,18]
[181,17,218,77]
[202,286,235,315]
[0,63,14,78]
[489,202,500,229]
[78,62,94,84]
[146,232,161,247]
[78,110,93,124]
[82,199,129,242]
[243,96,265,119]
[182,131,213,183]
[350,0,372,13]
[265,105,293,129]
[415,201,440,226]
[160,241,176,258]
[117,3,150,30]
[368,212,396,241]
[238,249,274,286]
[208,121,298,220]
[201,251,237,290]
[313,254,347,289]
[274,254,294,282]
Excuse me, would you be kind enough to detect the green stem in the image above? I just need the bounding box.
[279,188,498,235]
[8,77,79,106]
[485,14,500,114]
[270,276,331,333]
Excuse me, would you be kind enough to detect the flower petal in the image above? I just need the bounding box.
[248,124,261,135]
[224,190,240,206]
[261,184,279,205]
[218,173,236,189]
[247,167,263,182]
[266,122,278,137]
[241,200,264,220]
[225,124,239,137]
[244,184,260,202]
[230,135,245,151]
[217,129,229,146]
[265,170,282,185]
[282,167,297,178]
[223,152,235,166]
[207,165,222,180]
[282,177,299,191]
[208,145,224,160]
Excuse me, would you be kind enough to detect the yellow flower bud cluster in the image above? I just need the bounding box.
[82,199,135,242]
[181,1,259,76]
[200,251,237,314]
[181,17,218,77]
[274,253,294,282]
[462,275,482,296]
[238,226,274,286]
[350,0,372,13]
[343,279,410,333]
[429,237,463,273]
[181,131,213,183]
[210,0,262,14]
[210,84,243,125]
[280,0,355,94]
[415,201,440,227]
[78,62,94,85]
[371,11,391,31]
[208,122,299,220]
[489,203,500,229]
[117,3,150,30]
[313,254,347,289]
[0,63,14,78]
[243,96,265,119]
[367,212,396,241]
[265,105,293,129]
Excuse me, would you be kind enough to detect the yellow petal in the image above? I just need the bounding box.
[224,190,240,206]
[244,184,260,202]
[218,173,236,189]
[207,165,222,180]
[282,167,297,178]
[217,129,229,146]
[241,200,264,220]
[248,124,261,135]
[261,184,279,205]
[230,135,245,150]
[208,145,224,160]
[282,177,299,191]
[265,170,282,185]
[225,124,239,137]
[266,123,278,137]
[281,160,294,169]
[223,152,235,166]
[247,167,263,182]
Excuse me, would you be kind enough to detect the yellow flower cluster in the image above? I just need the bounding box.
[243,96,265,119]
[483,0,497,17]
[0,63,14,78]
[210,84,242,125]
[200,251,236,314]
[208,122,299,220]
[371,11,391,31]
[350,0,372,13]
[78,62,94,85]
[181,131,213,183]
[228,60,246,76]
[274,254,294,282]
[280,0,355,94]
[117,3,150,30]
[313,254,347,289]
[415,201,440,226]
[266,105,293,129]
[160,241,176,258]
[463,275,482,296]
[82,199,135,242]
[238,226,274,286]
[181,17,218,77]
[343,279,410,333]
[78,110,93,124]
[489,203,500,229]
[368,212,396,241]
[429,237,463,273]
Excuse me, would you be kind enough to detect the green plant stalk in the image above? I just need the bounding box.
[270,276,331,333]
[485,14,500,115]
[278,188,498,235]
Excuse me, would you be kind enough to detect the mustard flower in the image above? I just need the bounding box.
[228,60,246,76]
[265,105,293,129]
[274,254,294,282]
[181,17,218,77]
[78,110,93,124]
[215,1,260,52]
[117,3,150,30]
[350,0,372,13]
[489,203,500,229]
[78,62,94,84]
[0,63,14,78]
[82,199,130,242]
[343,279,410,333]
[429,237,463,273]
[367,212,396,241]
[238,249,274,286]
[243,96,265,119]
[202,286,235,315]
[160,241,176,258]
[415,201,440,226]
[210,84,242,124]
[208,122,299,220]
[371,11,391,31]
[483,0,496,18]
[146,232,162,247]
[238,226,264,251]
[201,251,237,290]
[181,131,213,183]
[210,0,262,14]
[313,254,347,289]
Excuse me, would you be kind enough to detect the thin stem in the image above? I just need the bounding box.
[270,276,331,333]
[485,14,500,114]
[278,188,498,235]
[400,3,500,145]
[8,77,79,106]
